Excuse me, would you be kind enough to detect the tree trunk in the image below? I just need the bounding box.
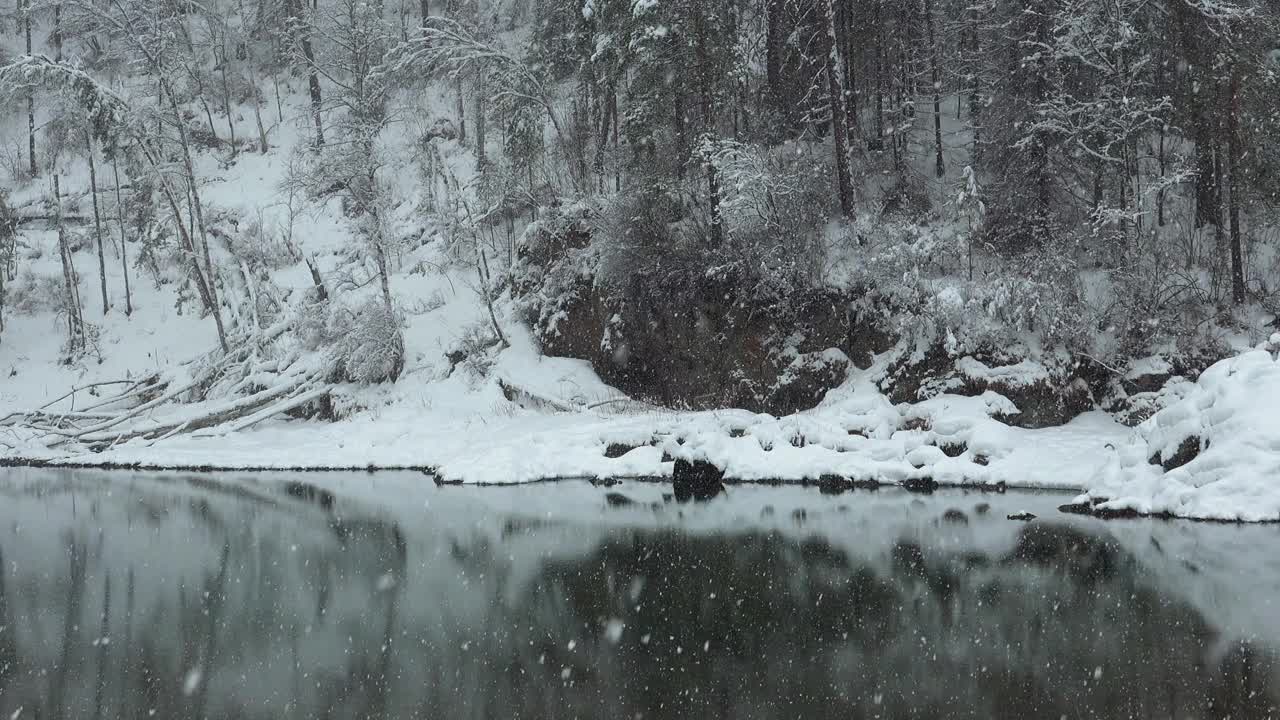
[594,84,615,184]
[474,80,486,169]
[765,0,787,131]
[54,173,85,353]
[1157,126,1167,227]
[86,132,109,314]
[672,87,686,180]
[693,9,723,244]
[218,35,238,155]
[285,0,322,147]
[612,88,620,192]
[870,0,885,151]
[24,0,36,177]
[924,0,945,178]
[251,74,269,153]
[111,149,133,316]
[137,139,217,326]
[53,2,62,60]
[273,72,284,122]
[1194,119,1218,229]
[162,77,229,352]
[456,74,466,144]
[1227,68,1244,305]
[839,0,859,136]
[823,0,854,216]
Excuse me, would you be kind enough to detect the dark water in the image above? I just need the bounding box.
[0,469,1278,719]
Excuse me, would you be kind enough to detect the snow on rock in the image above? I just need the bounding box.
[955,356,1050,388]
[1077,341,1280,522]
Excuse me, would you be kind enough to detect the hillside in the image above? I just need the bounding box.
[1,0,1279,521]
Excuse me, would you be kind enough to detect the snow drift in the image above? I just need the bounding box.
[1076,336,1280,522]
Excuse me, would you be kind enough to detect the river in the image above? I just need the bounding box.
[0,467,1277,719]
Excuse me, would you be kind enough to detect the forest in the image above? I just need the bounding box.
[0,0,1278,495]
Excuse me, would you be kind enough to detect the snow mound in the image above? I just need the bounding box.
[1078,340,1280,522]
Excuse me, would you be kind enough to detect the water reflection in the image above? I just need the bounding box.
[0,470,1275,719]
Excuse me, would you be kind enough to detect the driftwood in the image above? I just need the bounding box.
[6,328,332,451]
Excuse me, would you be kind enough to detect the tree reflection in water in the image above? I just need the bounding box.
[0,471,1274,720]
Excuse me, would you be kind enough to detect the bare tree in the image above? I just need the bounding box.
[86,130,109,313]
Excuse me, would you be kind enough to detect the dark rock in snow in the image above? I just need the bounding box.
[603,443,641,459]
[818,475,852,494]
[942,508,969,525]
[1092,506,1144,520]
[1151,435,1202,472]
[672,459,725,502]
[1006,511,1037,521]
[974,502,992,515]
[819,475,879,494]
[902,477,939,494]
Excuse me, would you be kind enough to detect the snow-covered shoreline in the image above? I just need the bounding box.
[10,340,1280,524]
[2,377,1130,491]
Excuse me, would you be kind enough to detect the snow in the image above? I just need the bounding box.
[1076,339,1280,522]
[0,54,1273,522]
[955,355,1051,388]
[3,344,1130,496]
[1125,354,1173,380]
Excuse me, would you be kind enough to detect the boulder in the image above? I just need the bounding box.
[672,459,725,502]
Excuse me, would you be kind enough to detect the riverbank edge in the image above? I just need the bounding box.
[5,456,1276,524]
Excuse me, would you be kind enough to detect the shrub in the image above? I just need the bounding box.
[324,298,406,383]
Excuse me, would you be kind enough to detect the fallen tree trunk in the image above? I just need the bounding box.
[77,373,321,449]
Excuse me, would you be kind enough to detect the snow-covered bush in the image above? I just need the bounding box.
[226,214,297,272]
[5,269,63,314]
[329,299,405,383]
[448,320,502,379]
[298,297,405,384]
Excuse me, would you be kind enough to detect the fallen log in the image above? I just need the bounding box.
[78,373,319,449]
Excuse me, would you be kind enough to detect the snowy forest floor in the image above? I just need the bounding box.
[1,85,1277,524]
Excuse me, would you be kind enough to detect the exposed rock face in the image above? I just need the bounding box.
[516,220,1110,427]
[517,221,892,415]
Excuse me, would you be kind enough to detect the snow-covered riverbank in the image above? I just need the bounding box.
[11,336,1280,524]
